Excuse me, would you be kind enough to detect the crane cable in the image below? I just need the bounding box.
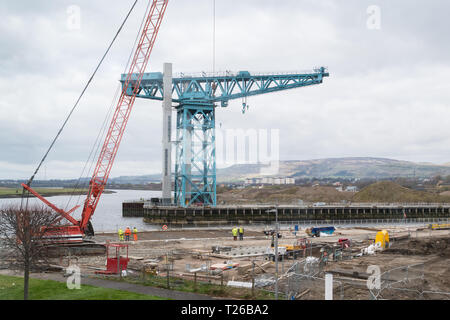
[20,0,139,211]
[213,0,216,74]
[65,0,154,212]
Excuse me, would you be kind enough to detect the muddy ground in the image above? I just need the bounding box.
[74,227,450,299]
[97,229,263,242]
[1,225,449,300]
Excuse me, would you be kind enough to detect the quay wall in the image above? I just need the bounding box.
[123,201,450,225]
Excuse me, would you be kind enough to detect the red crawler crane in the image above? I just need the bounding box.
[22,0,169,242]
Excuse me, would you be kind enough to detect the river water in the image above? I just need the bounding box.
[0,189,162,233]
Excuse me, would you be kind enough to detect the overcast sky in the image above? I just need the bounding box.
[1,0,450,180]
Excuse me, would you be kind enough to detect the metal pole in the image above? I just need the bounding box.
[275,208,279,300]
[166,254,170,289]
[116,247,120,276]
[194,272,197,291]
[162,63,173,205]
[252,261,255,297]
[167,264,170,289]
[325,273,333,300]
[265,208,279,300]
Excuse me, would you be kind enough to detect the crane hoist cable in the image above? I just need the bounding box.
[212,0,216,74]
[64,85,119,212]
[65,0,154,212]
[20,0,139,211]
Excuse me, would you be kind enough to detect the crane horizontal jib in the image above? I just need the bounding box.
[121,67,329,105]
[128,65,329,208]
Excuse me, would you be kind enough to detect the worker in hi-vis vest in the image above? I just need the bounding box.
[232,227,238,241]
[118,228,124,241]
[239,226,244,241]
[125,227,131,241]
[133,227,138,241]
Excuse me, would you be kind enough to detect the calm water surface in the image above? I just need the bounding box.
[0,189,162,232]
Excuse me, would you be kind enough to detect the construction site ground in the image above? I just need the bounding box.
[79,226,450,299]
[2,225,449,300]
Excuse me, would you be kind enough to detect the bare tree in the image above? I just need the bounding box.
[0,204,62,300]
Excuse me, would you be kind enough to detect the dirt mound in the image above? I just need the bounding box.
[219,181,450,204]
[383,237,450,257]
[352,181,450,203]
[217,185,354,204]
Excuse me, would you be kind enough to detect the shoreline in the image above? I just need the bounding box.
[0,189,116,199]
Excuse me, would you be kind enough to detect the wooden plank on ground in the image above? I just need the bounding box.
[295,289,310,299]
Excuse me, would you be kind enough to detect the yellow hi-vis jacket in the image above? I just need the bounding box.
[239,227,244,234]
[133,228,138,234]
[232,228,238,236]
[118,229,124,235]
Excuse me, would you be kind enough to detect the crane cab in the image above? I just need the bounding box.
[237,71,251,78]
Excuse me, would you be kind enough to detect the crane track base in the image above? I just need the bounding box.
[44,241,107,257]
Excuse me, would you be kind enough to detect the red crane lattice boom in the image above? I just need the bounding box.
[22,0,169,239]
[80,0,169,232]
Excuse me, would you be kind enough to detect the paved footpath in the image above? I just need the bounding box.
[1,270,218,300]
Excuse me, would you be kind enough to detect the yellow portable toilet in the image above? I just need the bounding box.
[375,230,389,249]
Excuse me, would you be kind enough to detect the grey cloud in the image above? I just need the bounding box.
[1,0,450,179]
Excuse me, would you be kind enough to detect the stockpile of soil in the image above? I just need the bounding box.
[352,181,450,203]
[217,185,354,204]
[383,237,450,257]
[218,181,450,204]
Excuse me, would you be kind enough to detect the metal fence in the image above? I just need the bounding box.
[159,217,450,231]
[277,261,450,300]
[116,240,450,300]
[366,263,450,300]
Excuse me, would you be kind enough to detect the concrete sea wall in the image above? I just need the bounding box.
[123,201,450,226]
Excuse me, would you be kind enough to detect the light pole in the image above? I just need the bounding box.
[266,207,278,300]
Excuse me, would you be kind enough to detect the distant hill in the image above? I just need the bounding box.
[216,157,450,182]
[109,174,161,184]
[352,181,450,203]
[4,157,450,187]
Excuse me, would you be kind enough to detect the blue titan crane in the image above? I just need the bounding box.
[121,67,329,207]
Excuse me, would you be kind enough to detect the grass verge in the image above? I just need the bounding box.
[0,187,86,198]
[0,275,166,300]
[0,188,116,199]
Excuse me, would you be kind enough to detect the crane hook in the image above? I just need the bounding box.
[242,96,250,114]
[242,102,250,114]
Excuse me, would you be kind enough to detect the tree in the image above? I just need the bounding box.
[0,204,61,300]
